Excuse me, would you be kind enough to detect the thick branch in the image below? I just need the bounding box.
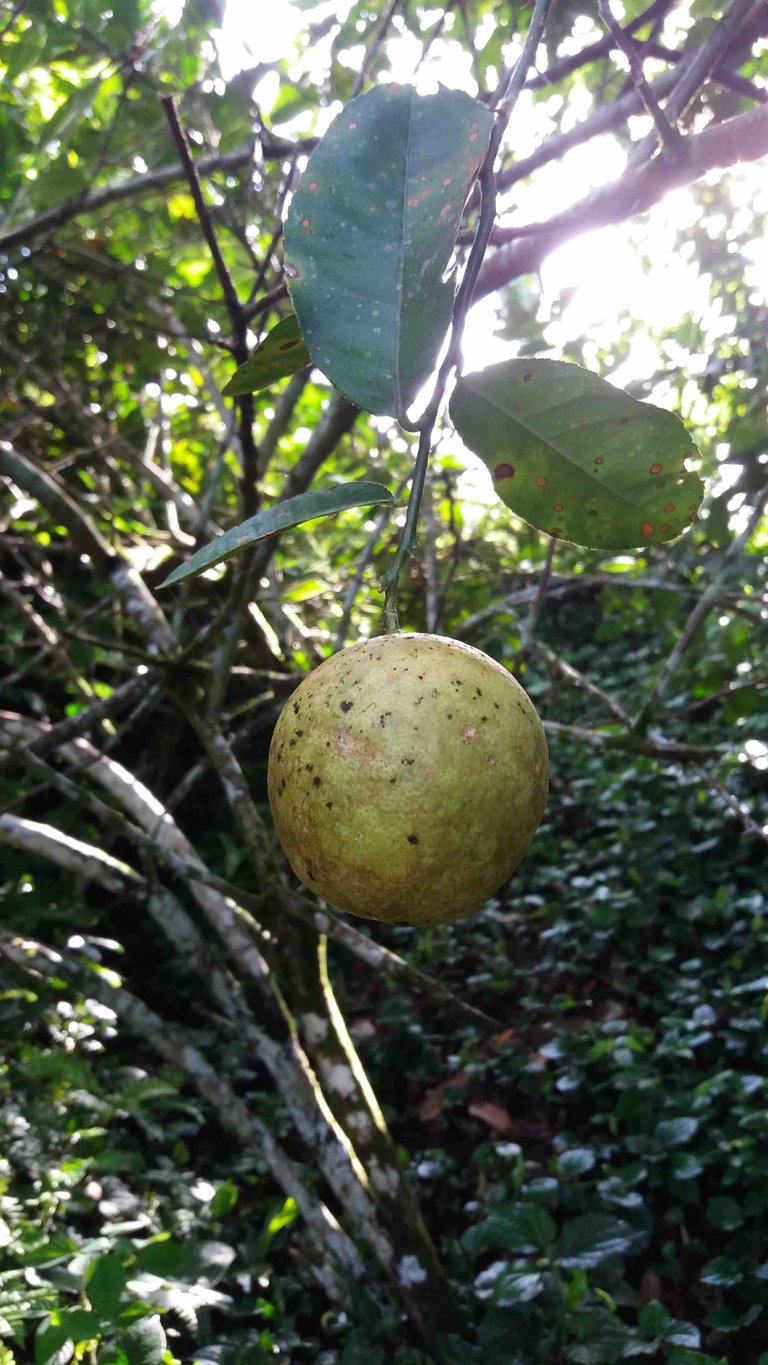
[477,103,768,297]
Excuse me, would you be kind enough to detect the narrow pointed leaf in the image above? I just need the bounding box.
[159,481,394,587]
[222,315,311,396]
[284,84,492,416]
[451,359,704,550]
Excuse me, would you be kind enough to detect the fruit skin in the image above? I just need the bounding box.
[268,632,548,927]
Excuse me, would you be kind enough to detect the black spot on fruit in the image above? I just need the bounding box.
[340,700,353,713]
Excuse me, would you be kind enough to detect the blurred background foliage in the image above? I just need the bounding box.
[1,0,767,1361]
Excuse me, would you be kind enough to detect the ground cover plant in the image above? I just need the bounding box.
[1,0,767,1361]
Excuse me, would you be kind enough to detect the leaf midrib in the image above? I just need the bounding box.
[469,386,653,512]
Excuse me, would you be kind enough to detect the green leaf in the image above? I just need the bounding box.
[450,358,704,550]
[556,1214,637,1268]
[36,1311,101,1363]
[492,1269,545,1305]
[159,480,395,587]
[462,1202,556,1254]
[86,1251,128,1319]
[210,1179,239,1217]
[666,1322,702,1349]
[555,1147,596,1176]
[700,1255,743,1287]
[639,1300,671,1336]
[135,1237,195,1277]
[116,1314,166,1365]
[706,1196,743,1230]
[284,84,492,416]
[222,316,311,396]
[655,1116,699,1147]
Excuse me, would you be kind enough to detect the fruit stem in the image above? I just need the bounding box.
[382,425,431,632]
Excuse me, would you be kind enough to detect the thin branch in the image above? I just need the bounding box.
[709,778,768,844]
[543,720,726,763]
[520,537,556,654]
[160,97,259,518]
[0,674,149,781]
[598,0,684,153]
[625,0,763,170]
[529,640,632,725]
[633,480,768,732]
[0,441,113,567]
[351,0,402,98]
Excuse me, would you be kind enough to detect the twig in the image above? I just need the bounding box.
[543,720,726,763]
[381,0,556,623]
[529,641,632,725]
[520,537,556,653]
[335,474,409,649]
[351,0,402,98]
[161,98,243,325]
[0,674,149,781]
[625,0,762,170]
[422,473,440,633]
[708,778,768,844]
[633,479,768,732]
[598,0,685,153]
[160,96,259,519]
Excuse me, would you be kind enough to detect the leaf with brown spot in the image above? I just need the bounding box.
[285,85,492,416]
[451,358,704,549]
[223,315,310,396]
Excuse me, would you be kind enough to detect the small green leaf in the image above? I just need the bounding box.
[555,1147,595,1176]
[222,316,311,396]
[655,1116,699,1147]
[285,84,492,415]
[210,1179,239,1217]
[450,358,704,550]
[86,1251,128,1319]
[135,1236,195,1277]
[462,1202,556,1255]
[492,1269,545,1305]
[556,1214,637,1268]
[639,1300,671,1336]
[706,1196,743,1230]
[116,1314,167,1365]
[36,1311,101,1363]
[700,1255,743,1287]
[159,480,395,587]
[665,1322,702,1349]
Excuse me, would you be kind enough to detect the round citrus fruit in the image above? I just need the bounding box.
[268,632,548,926]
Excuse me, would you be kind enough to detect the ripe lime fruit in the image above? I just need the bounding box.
[268,632,548,926]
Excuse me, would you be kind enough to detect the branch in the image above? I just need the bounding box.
[625,0,763,170]
[529,641,631,725]
[543,720,726,762]
[598,0,684,153]
[632,479,768,732]
[0,441,113,566]
[476,103,768,297]
[0,811,141,890]
[0,930,364,1294]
